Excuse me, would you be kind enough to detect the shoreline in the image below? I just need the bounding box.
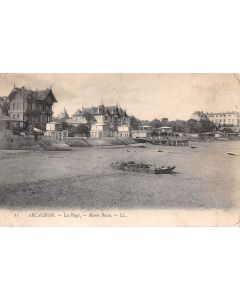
[0,136,240,151]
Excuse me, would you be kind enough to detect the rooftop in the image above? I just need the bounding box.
[207,111,239,115]
[73,104,128,117]
[7,86,57,102]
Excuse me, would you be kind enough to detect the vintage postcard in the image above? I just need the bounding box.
[0,73,240,226]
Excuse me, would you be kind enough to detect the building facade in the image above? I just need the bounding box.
[69,104,131,137]
[207,111,240,128]
[7,87,57,130]
[68,108,88,126]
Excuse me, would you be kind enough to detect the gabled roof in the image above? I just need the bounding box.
[73,109,82,116]
[63,108,70,119]
[83,107,99,114]
[73,106,100,116]
[57,108,70,120]
[7,87,57,103]
[73,104,129,117]
[106,105,118,115]
[71,104,129,121]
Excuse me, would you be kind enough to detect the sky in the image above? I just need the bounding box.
[0,73,240,121]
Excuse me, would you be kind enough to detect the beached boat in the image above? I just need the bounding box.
[111,161,175,174]
[153,166,176,174]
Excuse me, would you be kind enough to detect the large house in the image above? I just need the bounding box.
[7,86,57,130]
[69,104,131,137]
[68,107,88,126]
[207,111,240,129]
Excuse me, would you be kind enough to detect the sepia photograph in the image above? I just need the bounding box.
[1,1,240,300]
[0,73,240,226]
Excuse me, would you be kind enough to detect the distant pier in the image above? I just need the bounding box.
[146,137,189,146]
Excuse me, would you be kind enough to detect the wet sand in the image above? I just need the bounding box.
[0,141,240,210]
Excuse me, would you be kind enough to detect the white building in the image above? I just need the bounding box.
[69,104,130,138]
[44,121,68,140]
[160,126,173,133]
[117,125,130,137]
[46,121,62,132]
[68,109,88,126]
[131,130,148,139]
[207,111,240,127]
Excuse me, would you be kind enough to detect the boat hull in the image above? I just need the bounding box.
[111,163,175,174]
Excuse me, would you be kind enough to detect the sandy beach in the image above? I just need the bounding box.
[0,141,240,210]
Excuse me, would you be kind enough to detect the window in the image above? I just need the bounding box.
[13,104,15,110]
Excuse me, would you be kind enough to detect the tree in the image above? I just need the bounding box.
[69,124,89,137]
[167,121,177,131]
[185,119,201,133]
[62,121,73,131]
[0,96,9,116]
[161,118,169,126]
[199,118,216,133]
[223,127,233,133]
[130,116,141,130]
[184,117,216,134]
[140,120,151,126]
[150,119,162,128]
[173,120,186,132]
[192,111,208,121]
[82,111,97,128]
